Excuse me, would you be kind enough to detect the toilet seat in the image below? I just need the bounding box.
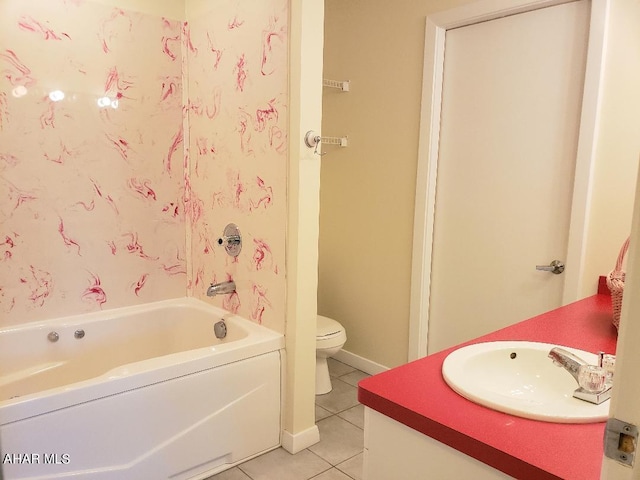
[316,315,346,349]
[317,315,343,337]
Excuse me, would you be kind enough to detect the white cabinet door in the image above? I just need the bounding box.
[363,408,513,480]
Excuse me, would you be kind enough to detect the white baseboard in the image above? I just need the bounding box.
[281,425,320,454]
[333,349,389,376]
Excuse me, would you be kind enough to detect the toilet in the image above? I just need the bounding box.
[316,315,347,395]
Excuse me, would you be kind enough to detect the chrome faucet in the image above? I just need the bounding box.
[207,280,236,297]
[548,347,587,383]
[548,347,612,404]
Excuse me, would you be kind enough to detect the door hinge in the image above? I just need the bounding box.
[604,418,638,467]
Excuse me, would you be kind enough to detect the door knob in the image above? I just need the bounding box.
[536,260,565,274]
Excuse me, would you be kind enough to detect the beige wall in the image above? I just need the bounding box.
[319,0,475,369]
[582,0,640,298]
[283,0,324,452]
[319,0,639,369]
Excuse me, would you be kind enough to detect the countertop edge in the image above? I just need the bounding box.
[359,388,563,480]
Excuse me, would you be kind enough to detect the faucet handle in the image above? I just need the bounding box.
[218,223,242,257]
[577,365,607,393]
[599,353,616,384]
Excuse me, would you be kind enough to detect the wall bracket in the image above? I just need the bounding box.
[304,131,348,155]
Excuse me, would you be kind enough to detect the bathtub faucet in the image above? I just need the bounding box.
[207,280,236,297]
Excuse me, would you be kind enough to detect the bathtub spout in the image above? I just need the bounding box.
[207,280,236,297]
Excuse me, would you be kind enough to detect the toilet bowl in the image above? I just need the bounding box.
[316,315,347,395]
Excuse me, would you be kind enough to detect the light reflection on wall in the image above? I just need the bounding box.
[10,87,118,110]
[97,96,118,109]
[11,86,27,98]
[48,90,64,102]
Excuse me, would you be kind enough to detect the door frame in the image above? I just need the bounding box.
[408,0,610,360]
[600,161,640,478]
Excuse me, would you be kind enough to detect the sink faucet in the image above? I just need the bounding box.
[548,347,587,383]
[207,280,236,297]
[548,347,612,404]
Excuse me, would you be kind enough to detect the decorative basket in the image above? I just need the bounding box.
[606,237,630,330]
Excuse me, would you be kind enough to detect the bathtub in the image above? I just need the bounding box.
[0,297,284,480]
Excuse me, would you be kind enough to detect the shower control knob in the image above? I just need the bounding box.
[218,223,242,257]
[218,235,240,246]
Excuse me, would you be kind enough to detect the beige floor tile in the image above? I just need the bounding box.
[238,447,331,480]
[338,370,369,388]
[315,378,359,414]
[316,404,333,422]
[336,453,363,480]
[328,358,356,377]
[311,467,354,480]
[206,467,252,479]
[337,404,364,430]
[309,416,364,466]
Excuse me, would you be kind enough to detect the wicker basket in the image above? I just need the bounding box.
[606,237,630,330]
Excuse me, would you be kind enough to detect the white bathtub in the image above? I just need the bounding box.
[0,297,284,480]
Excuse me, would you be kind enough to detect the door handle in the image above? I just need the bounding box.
[536,260,565,275]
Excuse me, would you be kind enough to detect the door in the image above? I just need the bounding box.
[426,1,590,352]
[601,164,640,479]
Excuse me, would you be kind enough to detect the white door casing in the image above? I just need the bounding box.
[409,0,609,360]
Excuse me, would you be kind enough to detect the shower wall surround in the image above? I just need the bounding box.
[0,1,186,326]
[185,0,288,332]
[0,0,289,334]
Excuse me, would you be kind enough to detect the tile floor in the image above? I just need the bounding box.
[208,359,370,480]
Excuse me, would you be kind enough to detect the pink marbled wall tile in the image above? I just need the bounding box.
[0,0,289,333]
[0,0,186,326]
[186,0,288,332]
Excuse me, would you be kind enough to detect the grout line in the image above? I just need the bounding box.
[316,402,364,428]
[335,451,364,480]
[308,466,358,480]
[336,413,364,431]
[236,464,255,480]
[305,450,335,479]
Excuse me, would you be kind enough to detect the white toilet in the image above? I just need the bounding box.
[316,315,347,395]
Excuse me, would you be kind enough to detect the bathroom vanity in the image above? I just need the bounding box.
[358,294,617,480]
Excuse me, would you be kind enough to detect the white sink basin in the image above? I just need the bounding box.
[442,341,610,423]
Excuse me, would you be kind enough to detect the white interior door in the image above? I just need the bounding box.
[427,1,590,353]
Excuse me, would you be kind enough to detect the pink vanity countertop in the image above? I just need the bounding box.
[358,294,618,480]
